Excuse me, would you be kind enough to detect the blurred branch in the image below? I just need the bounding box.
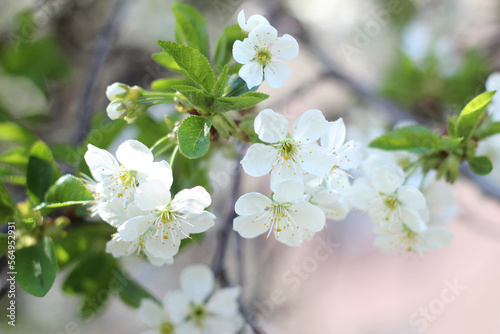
[74,0,132,144]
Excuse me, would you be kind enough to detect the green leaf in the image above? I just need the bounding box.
[151,78,192,92]
[369,126,442,154]
[213,24,246,71]
[157,41,215,93]
[447,116,456,137]
[0,233,7,257]
[456,91,496,139]
[178,115,212,159]
[476,121,500,140]
[226,76,258,97]
[0,181,16,224]
[16,236,58,297]
[63,253,117,319]
[27,141,59,204]
[441,136,463,153]
[0,147,30,169]
[44,174,93,204]
[0,165,26,185]
[214,92,269,113]
[151,52,184,74]
[173,85,215,114]
[468,155,493,175]
[212,113,237,139]
[117,270,159,308]
[173,3,210,58]
[213,65,228,98]
[0,122,37,146]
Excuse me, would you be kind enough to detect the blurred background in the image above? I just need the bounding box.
[1,0,500,333]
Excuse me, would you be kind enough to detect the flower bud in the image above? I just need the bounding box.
[106,82,129,101]
[106,101,126,120]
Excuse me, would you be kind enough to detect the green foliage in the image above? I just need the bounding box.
[441,136,463,153]
[214,92,269,113]
[0,122,37,145]
[455,91,496,139]
[158,41,216,93]
[117,270,159,307]
[468,156,493,175]
[0,181,16,224]
[27,141,60,204]
[212,113,237,139]
[178,115,212,159]
[214,65,229,98]
[226,76,258,97]
[173,85,215,114]
[151,78,193,92]
[173,3,210,58]
[476,121,500,139]
[16,236,58,297]
[370,125,442,154]
[213,24,246,71]
[35,174,93,210]
[0,233,7,257]
[152,52,184,74]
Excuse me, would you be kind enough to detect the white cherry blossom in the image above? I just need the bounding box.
[232,25,299,88]
[83,139,172,225]
[241,109,334,190]
[233,179,325,246]
[106,82,128,101]
[237,10,270,33]
[117,180,215,261]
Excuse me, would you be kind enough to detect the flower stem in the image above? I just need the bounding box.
[170,145,180,167]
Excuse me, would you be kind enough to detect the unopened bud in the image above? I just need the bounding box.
[106,101,126,120]
[106,82,129,101]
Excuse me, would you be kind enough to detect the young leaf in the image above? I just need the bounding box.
[468,155,493,175]
[178,115,213,159]
[116,269,159,308]
[441,136,463,153]
[447,116,456,137]
[214,92,269,113]
[151,52,184,74]
[0,181,16,224]
[0,122,37,146]
[213,24,246,71]
[456,91,496,139]
[173,85,215,114]
[476,121,500,140]
[212,113,237,139]
[27,141,59,204]
[226,76,258,97]
[213,65,228,98]
[157,41,215,93]
[369,126,442,154]
[35,174,93,210]
[172,3,210,58]
[151,78,192,92]
[16,236,58,297]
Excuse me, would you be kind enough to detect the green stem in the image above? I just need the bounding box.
[151,135,172,151]
[170,146,180,167]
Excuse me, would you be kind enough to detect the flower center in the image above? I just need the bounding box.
[160,322,175,334]
[152,207,192,246]
[384,196,398,210]
[277,140,297,161]
[190,305,208,326]
[118,167,138,188]
[270,202,291,233]
[255,48,272,65]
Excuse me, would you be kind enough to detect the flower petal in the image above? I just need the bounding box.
[254,108,288,143]
[398,185,426,210]
[335,140,362,170]
[178,211,216,234]
[163,290,190,324]
[142,160,173,190]
[84,144,119,181]
[270,158,303,191]
[138,298,165,328]
[292,109,329,143]
[145,251,173,266]
[106,234,135,257]
[273,179,305,203]
[401,207,427,234]
[371,165,404,194]
[233,212,272,238]
[207,287,241,317]
[273,221,302,247]
[248,25,278,47]
[180,264,214,304]
[263,61,291,88]
[288,201,326,232]
[271,34,299,61]
[234,192,272,216]
[321,118,346,152]
[374,234,404,253]
[136,180,171,211]
[241,143,278,177]
[118,214,154,241]
[299,144,335,176]
[205,316,244,334]
[421,226,454,251]
[171,186,211,215]
[176,322,203,334]
[239,62,263,89]
[116,140,153,171]
[97,199,128,227]
[232,39,254,64]
[146,235,180,259]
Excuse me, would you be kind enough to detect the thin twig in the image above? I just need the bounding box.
[74,0,132,144]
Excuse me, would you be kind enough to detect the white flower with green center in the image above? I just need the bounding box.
[117,180,215,261]
[138,265,244,334]
[237,9,270,33]
[314,118,363,193]
[233,179,325,246]
[83,140,172,227]
[241,108,334,191]
[232,25,299,88]
[349,165,428,235]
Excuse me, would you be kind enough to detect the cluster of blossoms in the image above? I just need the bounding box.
[233,10,299,89]
[106,82,148,122]
[137,264,243,334]
[83,139,216,265]
[234,108,363,246]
